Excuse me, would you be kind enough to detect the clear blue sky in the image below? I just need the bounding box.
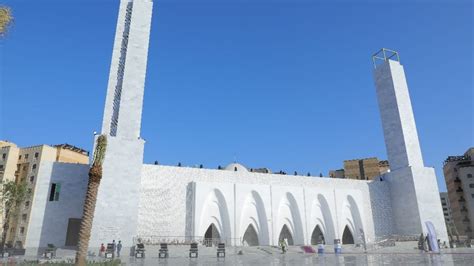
[1,0,472,191]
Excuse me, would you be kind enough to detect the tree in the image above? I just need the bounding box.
[75,135,107,265]
[0,180,27,255]
[0,6,13,36]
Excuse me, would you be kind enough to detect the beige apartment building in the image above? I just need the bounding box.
[444,147,474,239]
[0,141,89,249]
[329,157,390,180]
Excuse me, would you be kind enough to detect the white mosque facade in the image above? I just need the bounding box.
[23,0,447,255]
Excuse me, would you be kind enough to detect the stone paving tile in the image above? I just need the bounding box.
[3,245,474,265]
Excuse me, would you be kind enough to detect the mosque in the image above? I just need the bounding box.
[24,0,447,255]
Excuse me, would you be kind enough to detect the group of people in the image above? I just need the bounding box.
[99,240,123,258]
[418,233,447,252]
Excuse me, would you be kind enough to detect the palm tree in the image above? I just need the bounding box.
[75,135,107,265]
[0,180,27,256]
[0,6,13,36]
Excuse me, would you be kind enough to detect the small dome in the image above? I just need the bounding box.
[224,163,248,172]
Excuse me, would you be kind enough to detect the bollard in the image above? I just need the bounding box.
[335,243,342,254]
[334,239,342,254]
[318,244,324,254]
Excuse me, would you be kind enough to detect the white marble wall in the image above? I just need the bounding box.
[25,162,89,256]
[138,165,394,246]
[88,136,144,250]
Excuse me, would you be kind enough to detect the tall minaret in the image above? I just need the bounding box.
[89,0,153,250]
[373,49,448,242]
[101,0,152,139]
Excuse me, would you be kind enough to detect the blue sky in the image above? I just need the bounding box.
[1,0,472,191]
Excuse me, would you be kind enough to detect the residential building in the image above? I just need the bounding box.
[443,148,474,239]
[329,157,390,180]
[440,192,453,225]
[0,141,20,183]
[0,141,89,248]
[329,169,345,179]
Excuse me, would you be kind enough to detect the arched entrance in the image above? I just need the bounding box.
[278,224,294,246]
[242,224,259,246]
[342,226,354,244]
[310,225,325,245]
[204,223,221,246]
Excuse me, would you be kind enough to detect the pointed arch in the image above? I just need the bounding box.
[342,225,354,244]
[309,194,336,244]
[242,224,259,246]
[276,192,304,245]
[238,190,269,245]
[199,189,231,242]
[310,225,325,245]
[339,195,364,244]
[204,223,221,240]
[278,224,294,246]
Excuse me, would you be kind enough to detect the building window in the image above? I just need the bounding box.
[472,194,474,199]
[0,165,3,170]
[468,174,473,179]
[443,208,448,211]
[49,183,61,201]
[32,164,37,170]
[34,152,39,158]
[25,154,29,159]
[20,227,25,235]
[30,176,34,183]
[19,155,22,160]
[27,188,32,194]
[22,214,27,222]
[470,184,474,188]
[2,153,5,160]
[25,201,30,208]
[22,165,27,171]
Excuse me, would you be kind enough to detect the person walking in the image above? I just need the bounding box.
[117,240,122,257]
[279,239,287,254]
[112,240,116,258]
[99,243,105,257]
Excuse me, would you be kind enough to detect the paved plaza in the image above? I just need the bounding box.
[4,243,474,265]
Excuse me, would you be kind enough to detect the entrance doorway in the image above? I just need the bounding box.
[278,224,294,246]
[242,224,259,246]
[65,218,81,246]
[204,223,221,246]
[310,225,325,245]
[342,225,354,244]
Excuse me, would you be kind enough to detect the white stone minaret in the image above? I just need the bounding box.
[89,0,153,250]
[373,49,448,242]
